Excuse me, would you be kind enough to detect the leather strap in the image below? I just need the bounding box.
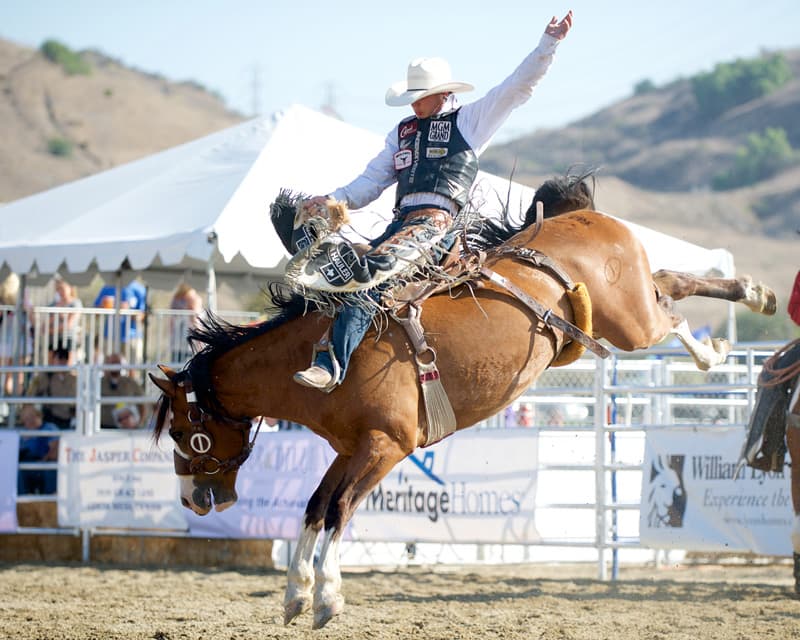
[480,266,610,359]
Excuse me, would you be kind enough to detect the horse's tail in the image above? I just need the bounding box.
[464,167,598,253]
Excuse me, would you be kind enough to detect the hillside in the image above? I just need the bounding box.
[0,38,796,336]
[482,48,800,240]
[0,38,244,203]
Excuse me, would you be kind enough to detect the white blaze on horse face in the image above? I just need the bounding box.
[172,442,210,514]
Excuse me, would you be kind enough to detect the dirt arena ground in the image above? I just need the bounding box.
[1,561,799,640]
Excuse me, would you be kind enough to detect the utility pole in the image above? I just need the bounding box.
[251,63,262,117]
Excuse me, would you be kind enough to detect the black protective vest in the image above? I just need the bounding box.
[393,108,479,211]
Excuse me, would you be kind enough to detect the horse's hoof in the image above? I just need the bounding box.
[283,595,312,625]
[711,337,731,358]
[743,278,777,315]
[312,595,344,630]
[758,284,777,315]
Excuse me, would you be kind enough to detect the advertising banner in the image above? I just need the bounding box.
[58,433,185,530]
[640,427,792,556]
[0,431,19,532]
[187,429,540,544]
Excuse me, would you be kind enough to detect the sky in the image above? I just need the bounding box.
[1,1,799,142]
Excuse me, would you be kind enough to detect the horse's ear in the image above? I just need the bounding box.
[149,371,177,398]
[157,364,179,380]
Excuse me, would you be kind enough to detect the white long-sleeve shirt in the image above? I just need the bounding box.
[331,33,561,210]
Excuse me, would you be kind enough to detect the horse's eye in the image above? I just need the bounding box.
[170,430,183,443]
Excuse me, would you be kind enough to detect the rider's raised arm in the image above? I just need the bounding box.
[457,12,571,154]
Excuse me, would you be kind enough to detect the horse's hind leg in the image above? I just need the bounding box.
[284,455,349,625]
[653,270,776,315]
[669,317,731,371]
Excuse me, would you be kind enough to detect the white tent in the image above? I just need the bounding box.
[0,104,735,295]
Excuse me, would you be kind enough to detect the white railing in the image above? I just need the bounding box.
[1,342,784,576]
[0,304,261,370]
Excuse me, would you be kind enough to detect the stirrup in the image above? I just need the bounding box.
[307,332,342,394]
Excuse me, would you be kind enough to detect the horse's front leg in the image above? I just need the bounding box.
[312,434,409,629]
[284,455,349,625]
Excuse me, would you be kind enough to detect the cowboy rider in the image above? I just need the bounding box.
[294,10,574,391]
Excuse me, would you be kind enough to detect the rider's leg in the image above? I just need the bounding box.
[315,302,376,380]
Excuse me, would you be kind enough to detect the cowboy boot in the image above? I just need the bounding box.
[293,331,341,393]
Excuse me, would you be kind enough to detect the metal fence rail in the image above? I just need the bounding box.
[0,341,784,577]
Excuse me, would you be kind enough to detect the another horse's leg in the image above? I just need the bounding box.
[653,270,777,315]
[312,434,409,630]
[284,454,349,625]
[787,427,800,595]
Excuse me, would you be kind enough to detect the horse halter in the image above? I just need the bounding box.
[170,376,262,476]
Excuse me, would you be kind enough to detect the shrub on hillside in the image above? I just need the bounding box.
[712,127,796,190]
[691,54,791,119]
[633,79,656,96]
[47,137,73,157]
[40,39,91,76]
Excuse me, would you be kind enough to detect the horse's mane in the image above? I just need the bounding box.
[180,282,308,412]
[465,169,597,252]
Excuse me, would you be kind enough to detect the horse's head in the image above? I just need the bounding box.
[149,365,254,516]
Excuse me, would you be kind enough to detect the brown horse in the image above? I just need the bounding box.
[150,184,776,629]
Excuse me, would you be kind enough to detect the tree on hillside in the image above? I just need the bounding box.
[691,54,791,119]
[712,127,796,190]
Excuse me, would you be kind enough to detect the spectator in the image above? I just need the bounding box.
[94,280,147,363]
[169,282,203,364]
[112,404,142,429]
[1,272,28,397]
[48,276,83,355]
[17,403,58,495]
[100,352,147,429]
[24,346,76,429]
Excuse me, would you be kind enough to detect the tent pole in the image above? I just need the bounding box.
[113,271,122,354]
[7,273,26,428]
[207,233,218,314]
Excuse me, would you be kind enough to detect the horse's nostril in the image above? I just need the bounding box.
[180,497,190,508]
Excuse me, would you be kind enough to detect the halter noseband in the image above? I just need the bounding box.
[170,375,262,476]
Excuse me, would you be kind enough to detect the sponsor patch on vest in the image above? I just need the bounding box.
[426,147,448,159]
[428,120,451,143]
[394,149,413,170]
[399,120,418,139]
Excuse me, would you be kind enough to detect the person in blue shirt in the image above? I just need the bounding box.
[94,280,147,361]
[17,404,59,495]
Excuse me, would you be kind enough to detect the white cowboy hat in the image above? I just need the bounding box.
[385,57,474,107]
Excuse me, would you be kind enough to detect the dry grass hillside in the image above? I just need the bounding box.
[0,37,796,337]
[0,38,243,203]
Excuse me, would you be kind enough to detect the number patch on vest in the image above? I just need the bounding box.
[428,121,451,143]
[394,149,413,170]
